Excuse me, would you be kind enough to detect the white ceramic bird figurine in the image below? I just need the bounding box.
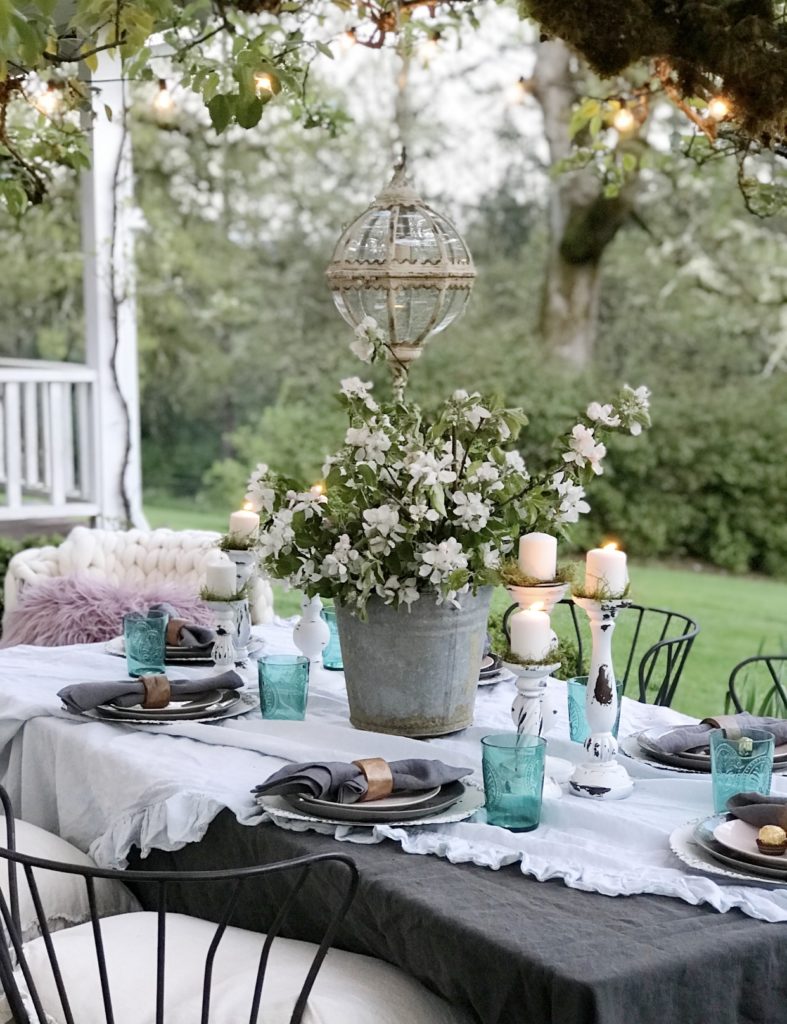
[293,595,330,662]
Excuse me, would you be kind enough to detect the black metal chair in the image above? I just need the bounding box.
[0,786,359,1024]
[727,655,787,715]
[503,599,699,707]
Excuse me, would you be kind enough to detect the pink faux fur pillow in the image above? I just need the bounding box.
[0,576,214,648]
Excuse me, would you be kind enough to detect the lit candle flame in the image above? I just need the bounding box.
[528,601,546,613]
[242,500,255,512]
[602,542,619,551]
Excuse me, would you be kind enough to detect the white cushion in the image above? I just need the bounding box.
[20,911,472,1024]
[0,817,139,942]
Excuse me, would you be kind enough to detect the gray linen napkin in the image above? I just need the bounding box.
[150,603,215,650]
[727,792,787,830]
[253,759,472,805]
[649,714,787,755]
[58,670,243,714]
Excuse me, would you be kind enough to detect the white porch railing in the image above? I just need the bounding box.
[0,359,99,522]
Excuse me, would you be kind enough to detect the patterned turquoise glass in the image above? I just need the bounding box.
[321,608,343,671]
[710,727,774,813]
[567,676,623,744]
[258,655,310,720]
[123,609,168,677]
[481,733,546,832]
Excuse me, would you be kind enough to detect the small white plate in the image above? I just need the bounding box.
[306,785,441,811]
[714,817,787,867]
[478,669,516,688]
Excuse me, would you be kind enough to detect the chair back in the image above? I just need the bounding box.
[0,788,358,1024]
[503,600,698,707]
[727,655,787,715]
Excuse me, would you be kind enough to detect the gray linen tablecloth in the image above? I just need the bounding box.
[128,809,787,1024]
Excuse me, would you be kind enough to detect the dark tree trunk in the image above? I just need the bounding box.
[532,40,633,369]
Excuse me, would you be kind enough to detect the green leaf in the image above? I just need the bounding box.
[314,39,334,58]
[207,93,233,134]
[236,96,263,129]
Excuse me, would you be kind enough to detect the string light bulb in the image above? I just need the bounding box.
[420,31,440,60]
[506,76,529,105]
[613,106,636,133]
[254,72,274,96]
[35,83,61,117]
[152,79,175,114]
[707,95,730,121]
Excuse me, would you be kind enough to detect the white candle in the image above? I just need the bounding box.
[510,604,552,662]
[205,560,237,598]
[585,543,628,596]
[518,532,557,581]
[229,505,260,539]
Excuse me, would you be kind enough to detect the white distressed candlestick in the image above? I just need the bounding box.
[518,532,557,582]
[585,543,628,597]
[569,596,633,800]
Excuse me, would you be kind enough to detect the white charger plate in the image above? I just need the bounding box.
[714,817,787,868]
[668,821,787,889]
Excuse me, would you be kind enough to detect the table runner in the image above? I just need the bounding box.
[3,622,787,922]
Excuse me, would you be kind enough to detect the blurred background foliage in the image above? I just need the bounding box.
[0,16,785,584]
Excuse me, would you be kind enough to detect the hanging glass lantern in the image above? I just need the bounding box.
[326,154,476,390]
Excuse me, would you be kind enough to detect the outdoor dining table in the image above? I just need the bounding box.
[1,621,786,1024]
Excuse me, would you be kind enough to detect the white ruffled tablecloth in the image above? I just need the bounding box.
[2,619,787,922]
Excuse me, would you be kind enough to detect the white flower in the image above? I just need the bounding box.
[362,504,405,555]
[479,542,501,569]
[452,389,469,401]
[409,502,440,524]
[345,425,391,466]
[375,575,401,603]
[284,489,326,519]
[562,424,607,476]
[399,577,420,608]
[504,450,527,476]
[406,450,457,488]
[586,402,621,428]
[258,509,294,558]
[452,491,492,532]
[465,404,491,430]
[551,472,591,524]
[340,376,378,412]
[350,335,375,363]
[321,534,359,581]
[417,537,468,586]
[245,462,276,513]
[470,461,501,484]
[498,420,511,441]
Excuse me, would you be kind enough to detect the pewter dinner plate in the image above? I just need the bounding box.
[305,786,441,812]
[637,728,787,773]
[285,781,467,824]
[96,688,240,721]
[105,636,215,665]
[87,691,257,725]
[479,654,502,680]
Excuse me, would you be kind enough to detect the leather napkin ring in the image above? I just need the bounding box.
[166,619,186,646]
[701,715,742,739]
[141,675,171,710]
[352,758,393,802]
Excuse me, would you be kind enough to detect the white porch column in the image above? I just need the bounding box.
[80,51,147,529]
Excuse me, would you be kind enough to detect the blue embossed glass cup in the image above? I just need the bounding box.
[481,733,546,832]
[567,676,623,744]
[258,655,310,720]
[123,609,168,677]
[710,727,774,813]
[321,607,343,671]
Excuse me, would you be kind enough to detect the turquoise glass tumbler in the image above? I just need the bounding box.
[567,676,623,744]
[321,608,343,671]
[481,733,546,832]
[123,609,168,677]
[259,655,310,720]
[710,727,774,813]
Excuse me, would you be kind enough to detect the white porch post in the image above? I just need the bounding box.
[80,51,147,529]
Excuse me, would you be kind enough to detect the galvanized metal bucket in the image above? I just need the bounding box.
[335,587,493,738]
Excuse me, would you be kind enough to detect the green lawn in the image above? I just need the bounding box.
[146,500,787,718]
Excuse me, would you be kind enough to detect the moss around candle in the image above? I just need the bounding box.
[585,543,628,597]
[509,604,552,662]
[517,533,557,582]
